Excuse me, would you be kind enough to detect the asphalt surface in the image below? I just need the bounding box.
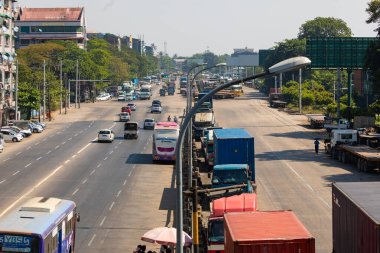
[1,84,379,253]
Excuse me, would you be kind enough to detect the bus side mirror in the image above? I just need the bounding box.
[76,213,81,222]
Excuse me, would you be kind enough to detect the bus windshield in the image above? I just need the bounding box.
[0,233,40,253]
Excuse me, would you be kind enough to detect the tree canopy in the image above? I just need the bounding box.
[366,0,380,35]
[298,17,352,39]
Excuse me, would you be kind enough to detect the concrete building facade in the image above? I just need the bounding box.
[0,0,18,125]
[15,7,87,49]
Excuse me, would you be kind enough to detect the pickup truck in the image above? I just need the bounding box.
[324,118,350,132]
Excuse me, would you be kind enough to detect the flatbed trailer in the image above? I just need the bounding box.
[327,144,380,172]
[213,90,236,99]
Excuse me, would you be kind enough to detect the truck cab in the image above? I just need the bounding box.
[324,118,350,132]
[207,193,257,253]
[211,164,253,193]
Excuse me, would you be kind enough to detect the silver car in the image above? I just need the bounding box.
[0,129,23,142]
[143,118,155,130]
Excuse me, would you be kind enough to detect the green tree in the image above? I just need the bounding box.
[369,99,380,118]
[298,17,352,39]
[366,0,380,35]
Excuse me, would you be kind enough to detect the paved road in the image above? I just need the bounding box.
[212,86,380,253]
[1,83,379,253]
[0,84,184,252]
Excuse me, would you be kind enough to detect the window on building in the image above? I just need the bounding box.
[30,26,82,33]
[20,26,30,33]
[20,39,30,46]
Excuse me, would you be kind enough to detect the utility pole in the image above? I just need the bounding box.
[298,68,302,114]
[43,60,46,121]
[337,68,341,118]
[192,179,199,253]
[64,73,68,114]
[15,60,19,120]
[75,59,78,108]
[60,60,63,114]
[78,73,81,109]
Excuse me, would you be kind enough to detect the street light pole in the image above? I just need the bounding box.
[15,60,18,120]
[175,57,311,252]
[43,60,46,121]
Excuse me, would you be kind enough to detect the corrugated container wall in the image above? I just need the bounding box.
[332,182,380,253]
[213,128,255,181]
[224,211,315,253]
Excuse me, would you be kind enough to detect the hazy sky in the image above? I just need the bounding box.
[18,0,377,56]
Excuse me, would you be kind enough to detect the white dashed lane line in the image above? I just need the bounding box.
[13,171,20,176]
[61,141,66,145]
[88,234,96,247]
[109,150,113,155]
[36,157,42,161]
[0,180,6,184]
[68,137,72,141]
[72,188,79,196]
[65,160,70,164]
[97,164,101,168]
[123,179,127,186]
[90,169,96,175]
[35,142,40,146]
[109,202,115,211]
[82,179,88,184]
[55,145,60,149]
[103,157,108,161]
[46,150,51,154]
[116,190,122,197]
[99,216,106,227]
[25,163,31,168]
[16,152,21,156]
[27,146,31,150]
[3,158,10,162]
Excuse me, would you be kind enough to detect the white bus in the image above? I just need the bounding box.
[0,197,79,253]
[152,122,179,162]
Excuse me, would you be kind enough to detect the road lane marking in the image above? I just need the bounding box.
[103,157,108,161]
[123,179,127,186]
[25,163,31,168]
[99,216,106,226]
[117,190,122,197]
[109,150,113,155]
[68,137,72,141]
[88,234,96,247]
[319,196,331,208]
[0,180,6,184]
[128,171,132,177]
[43,138,47,141]
[61,141,66,145]
[27,146,31,150]
[109,202,115,211]
[55,145,60,149]
[65,160,70,164]
[3,158,10,162]
[35,142,40,146]
[16,152,22,156]
[72,188,79,196]
[72,155,77,158]
[90,169,96,175]
[77,143,91,154]
[46,150,51,154]
[74,133,78,137]
[13,171,20,176]
[97,164,101,168]
[82,179,88,184]
[36,157,42,161]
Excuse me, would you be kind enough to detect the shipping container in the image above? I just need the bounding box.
[332,182,380,253]
[213,128,255,181]
[224,211,315,253]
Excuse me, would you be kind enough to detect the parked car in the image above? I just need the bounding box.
[1,126,32,137]
[30,120,46,129]
[28,122,43,133]
[127,103,136,111]
[96,94,111,101]
[0,129,23,142]
[119,112,130,122]
[98,129,115,143]
[143,118,156,130]
[10,121,42,133]
[151,105,162,114]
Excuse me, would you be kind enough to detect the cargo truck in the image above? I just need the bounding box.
[193,111,216,141]
[207,193,257,253]
[213,128,255,182]
[211,164,254,194]
[306,114,325,129]
[325,129,380,172]
[332,182,380,253]
[224,211,315,253]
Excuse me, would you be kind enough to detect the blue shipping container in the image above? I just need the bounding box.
[213,128,255,181]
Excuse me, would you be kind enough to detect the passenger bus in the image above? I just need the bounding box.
[152,122,179,162]
[0,197,79,253]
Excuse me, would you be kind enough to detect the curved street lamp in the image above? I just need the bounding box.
[175,56,311,252]
[186,63,206,113]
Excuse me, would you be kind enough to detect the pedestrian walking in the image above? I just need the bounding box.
[314,139,320,154]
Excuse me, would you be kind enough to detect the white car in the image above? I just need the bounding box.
[98,129,115,143]
[143,118,156,130]
[0,129,23,142]
[96,94,111,101]
[151,105,162,114]
[119,112,130,122]
[127,103,137,111]
[1,126,32,137]
[117,94,126,101]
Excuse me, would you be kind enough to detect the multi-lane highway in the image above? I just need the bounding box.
[0,84,379,252]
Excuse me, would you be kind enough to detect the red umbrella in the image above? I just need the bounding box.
[141,227,192,246]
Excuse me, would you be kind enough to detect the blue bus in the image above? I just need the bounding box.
[0,197,79,253]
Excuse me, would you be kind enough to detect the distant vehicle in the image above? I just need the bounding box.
[96,94,111,101]
[10,121,42,133]
[269,93,287,108]
[151,105,162,114]
[152,100,162,106]
[0,197,79,253]
[117,94,126,101]
[28,122,43,133]
[119,112,130,122]
[324,118,350,132]
[30,120,46,129]
[160,88,166,96]
[124,121,139,139]
[121,106,131,114]
[98,129,115,143]
[143,118,156,130]
[127,103,137,111]
[1,126,32,137]
[152,122,179,161]
[0,129,23,142]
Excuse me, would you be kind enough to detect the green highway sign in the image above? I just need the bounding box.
[306,37,377,69]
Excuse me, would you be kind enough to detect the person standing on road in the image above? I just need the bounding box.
[314,139,320,154]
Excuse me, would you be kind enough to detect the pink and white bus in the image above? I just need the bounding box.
[152,122,179,162]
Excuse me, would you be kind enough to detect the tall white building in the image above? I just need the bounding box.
[0,0,18,125]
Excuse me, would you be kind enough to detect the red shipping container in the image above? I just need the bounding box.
[332,182,380,253]
[224,211,315,253]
